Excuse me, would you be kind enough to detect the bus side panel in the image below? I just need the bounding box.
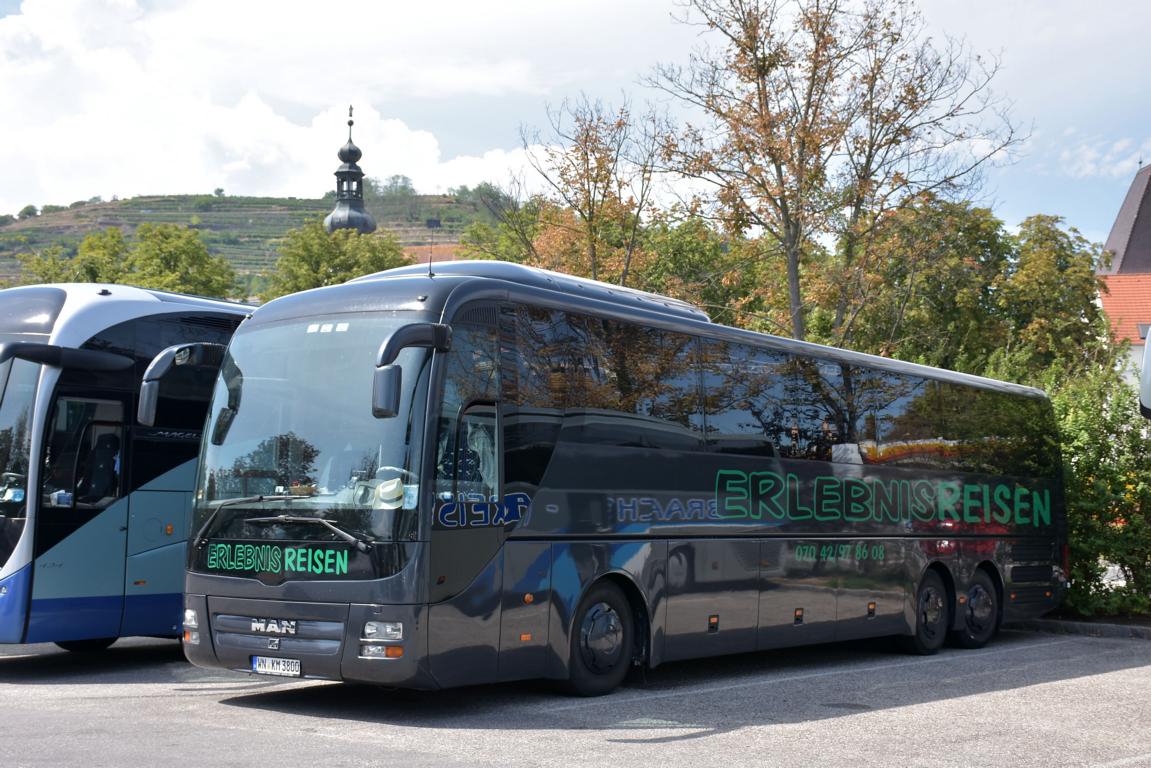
[0,564,32,643]
[497,541,551,682]
[121,541,184,637]
[834,538,916,642]
[26,497,129,643]
[545,540,666,679]
[121,487,190,637]
[426,552,503,688]
[757,539,838,649]
[664,539,758,662]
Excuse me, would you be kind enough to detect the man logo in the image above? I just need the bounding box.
[250,618,297,635]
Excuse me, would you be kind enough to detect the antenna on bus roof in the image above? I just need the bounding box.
[424,216,441,278]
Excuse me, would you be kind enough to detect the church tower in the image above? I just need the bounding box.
[323,106,377,234]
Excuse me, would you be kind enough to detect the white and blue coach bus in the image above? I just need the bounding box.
[0,284,250,651]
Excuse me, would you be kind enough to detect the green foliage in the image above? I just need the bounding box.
[261,219,411,301]
[40,205,66,215]
[1049,363,1151,615]
[127,223,235,297]
[0,214,14,227]
[17,224,234,298]
[18,205,37,220]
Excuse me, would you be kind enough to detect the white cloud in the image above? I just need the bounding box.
[0,0,698,215]
[1058,138,1151,180]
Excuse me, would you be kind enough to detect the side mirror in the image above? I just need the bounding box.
[372,323,450,419]
[138,343,228,426]
[0,342,133,371]
[372,365,403,418]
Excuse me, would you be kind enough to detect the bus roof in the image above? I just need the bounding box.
[352,261,712,323]
[0,283,252,348]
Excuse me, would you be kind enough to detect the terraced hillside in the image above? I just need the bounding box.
[0,193,481,278]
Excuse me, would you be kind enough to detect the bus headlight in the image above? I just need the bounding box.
[183,609,198,629]
[363,621,402,641]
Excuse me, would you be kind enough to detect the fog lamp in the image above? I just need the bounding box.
[184,630,200,645]
[183,609,198,629]
[363,621,402,641]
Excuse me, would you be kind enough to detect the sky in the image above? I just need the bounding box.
[1,0,1148,244]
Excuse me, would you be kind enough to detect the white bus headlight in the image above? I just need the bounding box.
[363,621,402,641]
[183,609,198,629]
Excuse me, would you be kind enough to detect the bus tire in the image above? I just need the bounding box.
[564,581,633,697]
[902,570,949,655]
[55,638,116,653]
[951,570,999,649]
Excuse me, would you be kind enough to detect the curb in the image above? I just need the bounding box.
[1009,618,1151,641]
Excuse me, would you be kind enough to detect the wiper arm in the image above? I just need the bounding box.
[245,514,374,553]
[193,495,309,549]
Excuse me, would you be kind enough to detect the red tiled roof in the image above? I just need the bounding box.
[1100,274,1151,343]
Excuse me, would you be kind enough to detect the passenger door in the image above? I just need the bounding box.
[28,396,128,642]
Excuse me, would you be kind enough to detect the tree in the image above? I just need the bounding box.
[18,228,129,284]
[996,215,1107,374]
[126,223,235,298]
[840,196,1013,370]
[18,204,38,220]
[653,0,1015,340]
[522,96,663,285]
[457,175,545,263]
[262,219,411,301]
[213,187,225,197]
[0,214,14,227]
[17,224,234,297]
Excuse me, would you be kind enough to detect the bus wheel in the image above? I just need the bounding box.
[903,570,949,655]
[565,581,633,697]
[55,638,116,653]
[951,570,999,649]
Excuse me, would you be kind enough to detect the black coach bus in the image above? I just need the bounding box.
[152,261,1065,695]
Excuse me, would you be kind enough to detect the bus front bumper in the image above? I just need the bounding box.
[182,594,436,689]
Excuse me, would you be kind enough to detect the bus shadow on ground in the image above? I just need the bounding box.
[0,639,186,684]
[220,630,1151,739]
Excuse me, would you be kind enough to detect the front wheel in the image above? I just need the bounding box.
[951,570,999,648]
[902,570,950,655]
[55,638,116,653]
[564,581,634,697]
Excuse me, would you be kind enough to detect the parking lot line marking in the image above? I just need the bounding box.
[543,638,1077,713]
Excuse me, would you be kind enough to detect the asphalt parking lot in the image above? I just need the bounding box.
[1,629,1149,768]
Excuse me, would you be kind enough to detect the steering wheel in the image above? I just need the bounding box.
[1,472,25,486]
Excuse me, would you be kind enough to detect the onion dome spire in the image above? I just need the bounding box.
[324,105,377,235]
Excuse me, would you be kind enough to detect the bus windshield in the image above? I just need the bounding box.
[193,313,431,547]
[0,358,38,571]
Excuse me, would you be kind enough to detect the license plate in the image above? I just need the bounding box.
[251,656,301,677]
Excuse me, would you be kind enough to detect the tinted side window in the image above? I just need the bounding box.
[788,359,859,462]
[854,371,940,468]
[701,341,790,456]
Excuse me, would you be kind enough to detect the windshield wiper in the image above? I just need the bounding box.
[244,514,375,553]
[193,495,309,549]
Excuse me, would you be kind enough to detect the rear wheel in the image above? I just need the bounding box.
[564,581,634,697]
[951,570,999,649]
[902,570,949,655]
[55,638,116,653]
